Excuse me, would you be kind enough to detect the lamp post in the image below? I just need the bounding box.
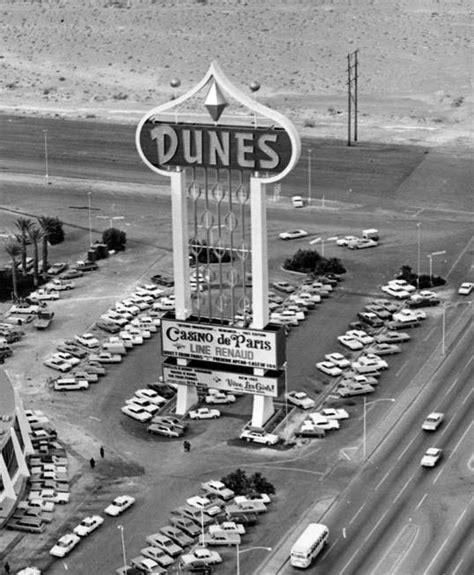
[87,191,93,246]
[43,129,49,180]
[283,361,289,439]
[427,250,446,286]
[236,544,272,575]
[363,397,395,460]
[117,524,127,570]
[97,215,125,229]
[310,236,338,258]
[307,148,312,205]
[416,223,421,289]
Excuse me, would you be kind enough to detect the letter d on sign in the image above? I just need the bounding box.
[151,125,178,164]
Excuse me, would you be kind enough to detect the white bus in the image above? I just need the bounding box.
[290,523,329,568]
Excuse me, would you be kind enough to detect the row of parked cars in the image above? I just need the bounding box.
[7,410,71,535]
[118,479,273,574]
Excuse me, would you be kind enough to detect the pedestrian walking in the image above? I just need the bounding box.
[4,562,11,575]
[89,457,96,469]
[99,446,105,458]
[183,440,191,452]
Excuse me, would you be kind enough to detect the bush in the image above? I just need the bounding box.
[221,468,276,496]
[48,217,65,245]
[283,249,346,275]
[396,265,446,289]
[189,239,233,264]
[102,228,127,252]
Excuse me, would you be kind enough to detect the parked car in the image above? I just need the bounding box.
[152,415,187,431]
[47,278,75,291]
[104,495,135,516]
[71,369,99,383]
[337,334,364,351]
[73,515,104,537]
[318,408,349,420]
[188,407,221,420]
[144,532,183,558]
[126,396,159,415]
[75,333,100,348]
[306,413,340,430]
[49,533,81,557]
[140,546,174,568]
[337,383,375,397]
[57,341,89,359]
[135,388,167,406]
[7,516,46,534]
[159,525,194,548]
[346,329,374,345]
[285,391,315,410]
[147,381,177,398]
[458,282,473,295]
[239,429,279,445]
[201,480,234,501]
[82,361,107,376]
[53,378,89,392]
[147,423,184,438]
[209,520,245,536]
[180,548,222,568]
[95,319,121,334]
[121,404,152,423]
[421,447,443,467]
[374,331,411,344]
[225,498,267,515]
[366,342,401,355]
[278,229,308,240]
[205,391,236,404]
[336,235,360,246]
[422,412,444,431]
[201,530,241,546]
[316,361,343,377]
[44,356,73,372]
[72,260,98,272]
[381,284,411,299]
[60,268,84,279]
[272,281,297,293]
[168,515,202,538]
[89,351,122,364]
[28,288,60,302]
[324,352,351,369]
[130,556,162,574]
[47,262,68,276]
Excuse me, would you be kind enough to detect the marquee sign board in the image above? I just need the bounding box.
[163,359,282,398]
[135,61,301,184]
[161,317,286,370]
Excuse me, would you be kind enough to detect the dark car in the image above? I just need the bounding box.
[147,382,176,399]
[224,511,258,526]
[181,562,214,574]
[95,319,121,334]
[60,269,84,280]
[357,311,384,328]
[406,296,440,308]
[151,274,174,287]
[58,341,89,359]
[73,261,98,272]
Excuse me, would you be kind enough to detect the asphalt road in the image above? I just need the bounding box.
[0,114,472,575]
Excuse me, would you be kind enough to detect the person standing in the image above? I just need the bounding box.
[99,446,105,458]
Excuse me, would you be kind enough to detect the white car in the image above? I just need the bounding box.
[240,429,279,445]
[44,356,73,372]
[116,301,140,316]
[346,329,374,345]
[104,495,136,516]
[135,389,167,406]
[307,413,340,430]
[205,392,236,404]
[180,547,222,567]
[393,308,426,322]
[279,229,308,240]
[209,520,245,536]
[140,546,174,567]
[347,238,378,249]
[50,533,81,557]
[316,361,343,377]
[75,333,100,348]
[131,317,159,332]
[119,330,144,346]
[201,480,235,501]
[381,284,411,299]
[337,235,360,246]
[324,352,351,369]
[130,556,162,573]
[340,373,378,387]
[135,284,168,298]
[188,407,221,420]
[47,279,75,291]
[285,391,316,410]
[337,334,364,351]
[125,397,159,415]
[101,312,129,327]
[125,324,152,339]
[352,354,388,371]
[29,288,60,301]
[89,351,122,363]
[422,412,444,431]
[388,279,416,293]
[458,282,473,295]
[121,404,153,422]
[153,297,176,311]
[52,351,80,366]
[421,447,443,467]
[365,342,401,356]
[73,515,104,537]
[318,408,349,420]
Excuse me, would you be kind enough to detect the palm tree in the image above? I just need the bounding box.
[4,239,21,301]
[37,216,55,278]
[15,217,33,276]
[28,225,43,287]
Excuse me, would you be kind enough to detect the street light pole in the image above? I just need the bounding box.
[117,525,127,570]
[427,250,446,286]
[283,361,288,439]
[43,129,49,180]
[363,397,395,460]
[416,223,421,289]
[307,148,312,205]
[236,545,272,575]
[87,191,93,246]
[442,302,446,356]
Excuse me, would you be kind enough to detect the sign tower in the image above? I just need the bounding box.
[136,62,300,427]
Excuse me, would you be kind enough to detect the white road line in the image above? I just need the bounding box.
[432,466,444,485]
[452,556,467,575]
[445,376,459,395]
[393,472,415,504]
[421,508,468,575]
[340,547,361,574]
[325,538,339,556]
[422,326,437,342]
[365,509,389,542]
[462,388,473,405]
[375,469,392,490]
[415,493,428,510]
[450,421,474,459]
[395,359,409,376]
[397,435,418,462]
[349,503,366,525]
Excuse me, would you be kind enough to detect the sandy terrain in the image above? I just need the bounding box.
[0,0,472,145]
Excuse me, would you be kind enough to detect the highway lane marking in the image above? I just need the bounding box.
[445,235,473,279]
[452,556,467,575]
[415,493,428,510]
[349,503,366,525]
[462,387,472,405]
[396,434,418,462]
[461,355,473,377]
[340,545,363,574]
[393,472,416,504]
[364,509,390,542]
[375,469,392,490]
[449,421,473,460]
[422,326,437,342]
[395,358,409,376]
[444,376,459,397]
[432,466,444,485]
[422,507,469,575]
[369,521,419,575]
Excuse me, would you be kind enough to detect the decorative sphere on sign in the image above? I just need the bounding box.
[170,78,181,88]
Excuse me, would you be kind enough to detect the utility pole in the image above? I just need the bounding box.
[347,49,359,146]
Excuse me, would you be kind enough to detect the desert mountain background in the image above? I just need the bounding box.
[0,0,472,145]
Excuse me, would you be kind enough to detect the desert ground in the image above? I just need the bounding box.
[0,0,472,146]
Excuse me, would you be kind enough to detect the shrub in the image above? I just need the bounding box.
[102,227,126,252]
[221,468,276,496]
[283,249,346,275]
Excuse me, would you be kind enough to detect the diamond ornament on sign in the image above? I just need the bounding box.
[205,80,228,123]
